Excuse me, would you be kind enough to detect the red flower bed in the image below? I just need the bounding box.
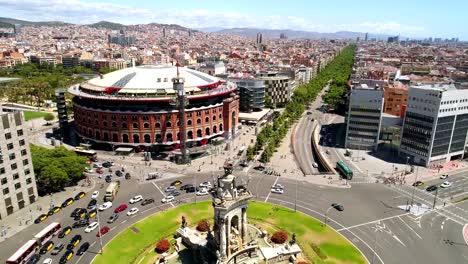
[271,231,288,244]
[155,239,170,253]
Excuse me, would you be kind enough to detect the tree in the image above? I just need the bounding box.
[264,95,273,108]
[271,231,288,244]
[155,239,170,253]
[41,164,68,191]
[44,113,55,125]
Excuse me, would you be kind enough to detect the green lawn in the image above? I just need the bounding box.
[23,111,49,121]
[93,201,366,264]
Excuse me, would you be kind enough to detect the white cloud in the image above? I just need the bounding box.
[0,0,425,36]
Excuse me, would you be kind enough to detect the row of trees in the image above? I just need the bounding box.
[246,44,356,163]
[31,145,88,192]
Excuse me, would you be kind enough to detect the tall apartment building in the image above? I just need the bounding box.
[345,84,384,151]
[229,78,265,112]
[257,72,290,107]
[400,84,468,166]
[383,84,408,117]
[0,108,38,218]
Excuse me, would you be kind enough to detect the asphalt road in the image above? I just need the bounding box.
[414,170,468,200]
[293,116,319,175]
[2,166,468,264]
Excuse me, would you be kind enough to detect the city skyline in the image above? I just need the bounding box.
[0,0,466,40]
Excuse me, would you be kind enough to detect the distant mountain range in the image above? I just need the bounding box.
[0,17,71,27]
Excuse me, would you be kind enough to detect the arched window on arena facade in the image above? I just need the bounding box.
[155,122,161,129]
[144,134,151,143]
[205,117,209,123]
[122,123,128,129]
[144,123,150,129]
[155,134,162,143]
[112,134,118,142]
[123,134,129,143]
[187,120,192,126]
[197,119,201,124]
[206,127,210,136]
[133,134,140,143]
[166,133,173,142]
[112,122,117,128]
[166,121,172,128]
[213,125,217,133]
[188,131,193,139]
[133,122,138,129]
[197,129,202,137]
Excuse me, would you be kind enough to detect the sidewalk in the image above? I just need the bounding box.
[0,178,95,244]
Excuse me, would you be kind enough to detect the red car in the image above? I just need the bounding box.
[114,204,127,213]
[97,226,110,237]
[96,168,104,174]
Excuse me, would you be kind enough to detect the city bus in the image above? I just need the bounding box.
[104,181,120,202]
[33,222,61,246]
[74,148,97,159]
[6,239,39,264]
[336,161,353,180]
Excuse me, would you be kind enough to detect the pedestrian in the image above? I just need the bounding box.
[443,202,446,207]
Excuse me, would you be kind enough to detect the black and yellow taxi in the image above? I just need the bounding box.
[74,192,86,201]
[87,209,97,218]
[58,226,72,238]
[40,240,54,254]
[34,213,48,224]
[59,250,74,264]
[67,234,82,250]
[74,209,87,221]
[47,206,61,216]
[61,198,74,208]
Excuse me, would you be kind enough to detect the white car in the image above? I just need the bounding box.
[98,201,112,211]
[129,195,143,204]
[161,195,175,203]
[84,221,99,233]
[196,189,209,196]
[43,258,53,264]
[91,191,99,200]
[199,182,212,188]
[272,183,284,189]
[440,174,449,179]
[312,162,319,168]
[164,186,176,193]
[440,181,452,188]
[93,163,102,168]
[127,207,139,216]
[85,167,93,173]
[271,188,284,194]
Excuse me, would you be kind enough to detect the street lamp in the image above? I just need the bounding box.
[405,156,410,174]
[323,203,344,227]
[96,204,104,254]
[294,169,298,212]
[410,166,419,207]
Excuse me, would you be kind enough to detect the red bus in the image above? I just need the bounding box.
[6,240,39,264]
[33,222,61,245]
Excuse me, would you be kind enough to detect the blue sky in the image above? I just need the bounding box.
[0,0,466,39]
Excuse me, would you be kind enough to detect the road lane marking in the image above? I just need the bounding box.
[264,177,280,202]
[336,212,410,232]
[75,241,97,264]
[397,216,422,239]
[152,182,174,207]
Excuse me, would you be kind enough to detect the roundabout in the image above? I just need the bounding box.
[92,201,366,264]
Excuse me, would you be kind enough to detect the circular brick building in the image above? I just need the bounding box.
[69,65,239,151]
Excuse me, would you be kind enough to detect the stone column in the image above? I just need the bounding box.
[242,207,248,244]
[219,219,226,258]
[226,216,231,257]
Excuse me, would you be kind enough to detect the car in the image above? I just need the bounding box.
[87,199,97,209]
[271,188,284,194]
[312,162,319,168]
[97,226,110,237]
[105,174,112,182]
[51,243,64,255]
[76,242,89,256]
[161,195,175,203]
[71,208,86,218]
[42,258,53,264]
[426,185,438,192]
[170,191,181,196]
[72,219,89,228]
[196,189,209,196]
[87,209,97,218]
[199,181,212,188]
[74,192,86,200]
[96,168,104,174]
[412,181,424,187]
[84,222,99,233]
[61,198,74,208]
[59,250,73,264]
[170,180,182,186]
[127,207,139,216]
[186,186,197,193]
[74,209,87,221]
[58,226,72,238]
[91,191,99,199]
[331,203,344,211]
[26,254,41,264]
[440,174,449,179]
[115,170,123,177]
[40,241,54,254]
[271,183,284,189]
[93,162,102,168]
[107,213,119,223]
[35,213,48,224]
[164,186,177,192]
[47,206,61,216]
[253,165,265,171]
[85,167,94,173]
[125,172,131,179]
[67,234,82,250]
[440,181,452,188]
[114,203,127,213]
[89,156,98,162]
[129,195,143,204]
[141,198,155,206]
[102,162,112,168]
[99,201,113,211]
[180,184,193,190]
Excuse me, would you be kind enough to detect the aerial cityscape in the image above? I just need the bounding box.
[0,0,468,264]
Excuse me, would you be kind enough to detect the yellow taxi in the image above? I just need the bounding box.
[47,206,61,216]
[74,192,86,200]
[87,209,97,218]
[58,226,72,238]
[67,234,82,250]
[61,198,74,208]
[40,241,54,254]
[34,214,48,224]
[77,211,87,219]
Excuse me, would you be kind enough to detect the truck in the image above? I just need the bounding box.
[104,181,120,202]
[146,172,160,180]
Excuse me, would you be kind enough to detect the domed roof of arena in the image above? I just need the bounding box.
[86,65,221,90]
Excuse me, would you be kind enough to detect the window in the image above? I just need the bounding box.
[95,120,99,125]
[103,121,108,127]
[205,117,209,123]
[19,139,25,146]
[21,149,27,156]
[144,123,150,129]
[166,121,172,128]
[133,122,138,129]
[23,159,29,166]
[187,120,192,126]
[17,129,23,136]
[7,143,13,150]
[9,153,15,160]
[155,122,161,128]
[14,183,21,190]
[197,119,201,124]
[0,168,5,174]
[13,173,19,180]
[5,133,11,140]
[25,169,30,175]
[1,178,6,185]
[11,163,17,170]
[122,123,128,129]
[26,178,32,185]
[3,188,9,195]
